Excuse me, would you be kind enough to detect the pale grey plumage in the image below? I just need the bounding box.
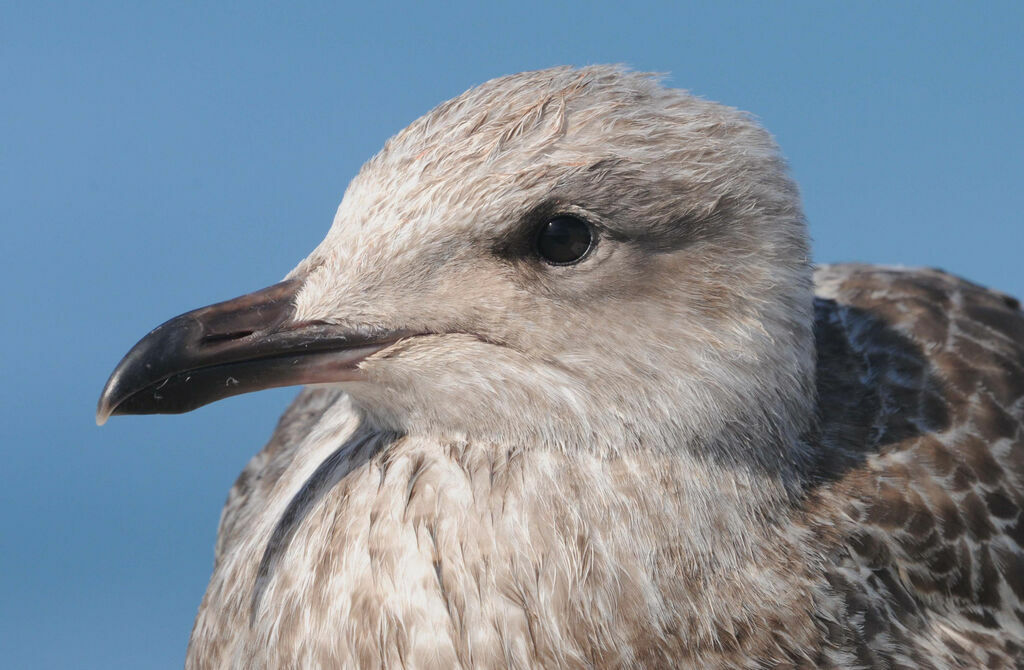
[122,66,1023,668]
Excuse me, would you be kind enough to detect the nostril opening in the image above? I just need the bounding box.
[201,330,255,344]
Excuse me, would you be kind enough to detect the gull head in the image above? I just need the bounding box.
[98,66,814,465]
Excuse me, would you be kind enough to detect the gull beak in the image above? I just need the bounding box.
[96,278,402,425]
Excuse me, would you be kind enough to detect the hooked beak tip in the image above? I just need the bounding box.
[96,392,113,426]
[94,278,404,421]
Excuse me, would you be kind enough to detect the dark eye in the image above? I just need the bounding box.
[535,216,594,265]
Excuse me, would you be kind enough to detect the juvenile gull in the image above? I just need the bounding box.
[98,66,1024,668]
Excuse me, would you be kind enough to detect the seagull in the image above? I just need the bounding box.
[98,66,1024,669]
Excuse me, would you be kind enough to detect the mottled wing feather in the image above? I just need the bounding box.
[810,264,1024,668]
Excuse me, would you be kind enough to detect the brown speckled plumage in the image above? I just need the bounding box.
[805,265,1024,668]
[190,264,1024,669]
[98,66,1024,668]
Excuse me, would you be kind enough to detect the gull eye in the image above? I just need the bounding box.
[535,216,594,265]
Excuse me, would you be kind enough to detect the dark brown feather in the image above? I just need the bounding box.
[806,264,1024,668]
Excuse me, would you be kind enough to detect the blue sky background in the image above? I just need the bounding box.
[3,2,1022,667]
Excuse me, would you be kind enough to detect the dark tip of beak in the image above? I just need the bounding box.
[96,279,400,425]
[96,279,302,424]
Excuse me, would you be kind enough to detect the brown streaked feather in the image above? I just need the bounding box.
[213,387,346,567]
[196,264,1024,669]
[806,264,1024,668]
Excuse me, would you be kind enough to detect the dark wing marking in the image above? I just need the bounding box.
[807,264,1024,667]
[214,387,346,565]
